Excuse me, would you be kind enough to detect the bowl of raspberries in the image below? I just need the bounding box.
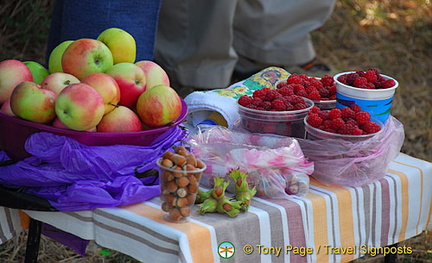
[304,104,383,142]
[276,74,336,110]
[334,69,398,124]
[237,88,314,138]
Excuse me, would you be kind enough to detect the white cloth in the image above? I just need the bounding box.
[184,67,290,129]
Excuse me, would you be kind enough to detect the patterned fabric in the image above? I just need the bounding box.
[0,208,27,244]
[19,153,431,263]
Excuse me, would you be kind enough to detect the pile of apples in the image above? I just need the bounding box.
[0,27,183,132]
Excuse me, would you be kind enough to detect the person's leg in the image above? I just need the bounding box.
[46,0,162,65]
[233,0,336,77]
[154,0,239,90]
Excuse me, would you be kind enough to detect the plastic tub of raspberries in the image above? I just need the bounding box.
[304,104,383,142]
[299,104,405,187]
[237,88,314,138]
[276,73,336,110]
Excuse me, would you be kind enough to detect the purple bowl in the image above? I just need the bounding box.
[0,99,188,161]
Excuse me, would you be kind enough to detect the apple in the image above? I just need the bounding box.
[97,105,142,132]
[10,81,57,124]
[81,72,120,115]
[97,27,136,64]
[106,62,146,107]
[62,38,114,80]
[136,85,182,127]
[135,60,170,90]
[40,72,80,95]
[55,83,105,131]
[48,40,73,73]
[23,61,49,84]
[52,117,97,132]
[0,98,14,116]
[0,59,33,104]
[52,117,69,129]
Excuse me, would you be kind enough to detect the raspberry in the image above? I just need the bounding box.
[355,70,365,77]
[377,79,396,89]
[271,99,286,111]
[339,123,361,135]
[238,95,252,106]
[355,111,371,125]
[307,113,323,128]
[262,101,272,110]
[353,77,368,88]
[328,85,337,96]
[320,74,334,86]
[345,118,359,127]
[276,82,288,89]
[263,89,281,101]
[277,86,294,96]
[317,87,330,98]
[284,102,294,111]
[286,74,303,84]
[253,89,267,98]
[364,69,378,83]
[330,118,345,131]
[296,89,308,98]
[364,82,376,89]
[309,80,323,89]
[328,108,342,119]
[290,84,305,94]
[307,90,321,101]
[308,105,321,115]
[318,110,330,120]
[322,119,332,129]
[349,104,362,113]
[368,68,381,77]
[293,102,307,110]
[345,73,360,85]
[251,97,263,107]
[289,95,304,105]
[341,107,356,119]
[305,86,317,94]
[263,124,277,133]
[362,121,381,134]
[337,75,348,84]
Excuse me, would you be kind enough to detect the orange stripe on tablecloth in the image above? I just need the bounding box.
[122,203,214,263]
[388,169,409,241]
[393,159,425,234]
[305,191,329,263]
[309,178,355,262]
[18,210,29,230]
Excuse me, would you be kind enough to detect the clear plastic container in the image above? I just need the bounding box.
[237,98,314,138]
[304,116,384,142]
[156,158,206,223]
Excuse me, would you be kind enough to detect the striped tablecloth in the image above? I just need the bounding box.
[19,153,432,262]
[0,208,28,244]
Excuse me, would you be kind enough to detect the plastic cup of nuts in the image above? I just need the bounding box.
[156,146,207,223]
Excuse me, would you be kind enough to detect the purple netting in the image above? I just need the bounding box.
[0,126,188,211]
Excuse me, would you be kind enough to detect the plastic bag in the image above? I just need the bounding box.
[0,126,188,211]
[297,116,404,186]
[188,125,314,198]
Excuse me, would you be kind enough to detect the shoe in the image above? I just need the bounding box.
[284,59,338,78]
[233,56,337,81]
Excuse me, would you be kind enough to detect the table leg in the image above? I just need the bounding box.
[384,243,398,263]
[24,218,42,263]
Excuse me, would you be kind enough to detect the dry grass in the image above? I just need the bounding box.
[0,0,431,262]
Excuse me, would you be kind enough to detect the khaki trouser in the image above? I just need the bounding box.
[154,0,336,89]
